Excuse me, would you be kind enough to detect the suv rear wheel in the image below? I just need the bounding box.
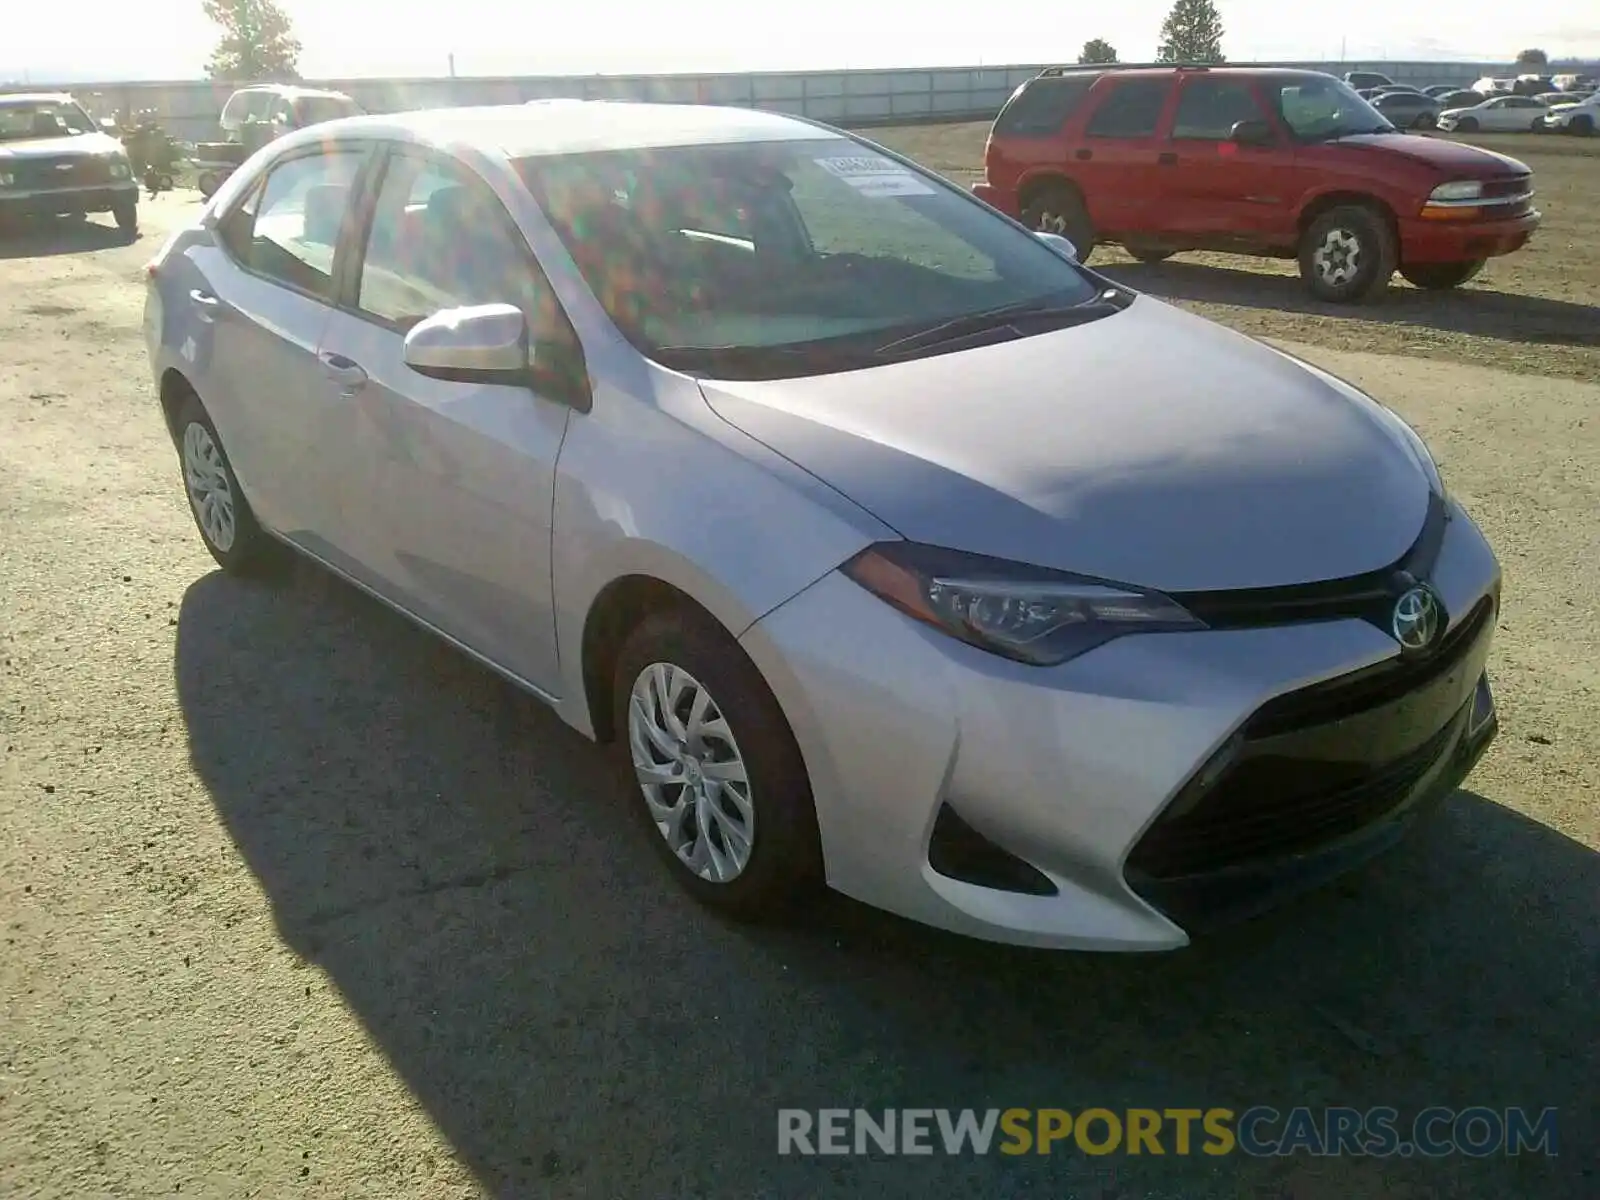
[1123,240,1174,263]
[1298,205,1397,304]
[1020,182,1095,262]
[1400,259,1485,290]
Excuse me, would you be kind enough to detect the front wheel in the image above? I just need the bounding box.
[1413,112,1437,130]
[1571,114,1594,136]
[1400,259,1485,290]
[113,200,138,239]
[1298,205,1397,304]
[1455,117,1480,132]
[613,608,823,921]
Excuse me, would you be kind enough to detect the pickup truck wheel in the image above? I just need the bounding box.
[1400,260,1485,290]
[113,201,138,239]
[1021,184,1095,262]
[1299,206,1397,304]
[197,171,220,199]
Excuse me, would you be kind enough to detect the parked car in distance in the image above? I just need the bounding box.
[1370,89,1442,129]
[142,100,1505,952]
[1536,91,1600,135]
[1423,84,1462,98]
[0,91,140,235]
[1472,76,1516,95]
[1433,89,1485,110]
[218,84,364,141]
[1551,73,1597,92]
[1344,70,1396,90]
[976,65,1540,302]
[1436,94,1549,133]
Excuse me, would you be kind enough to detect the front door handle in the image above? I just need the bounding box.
[1074,148,1093,161]
[1158,152,1178,166]
[319,351,368,391]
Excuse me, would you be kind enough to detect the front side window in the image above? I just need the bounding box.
[222,146,367,299]
[1084,79,1171,139]
[0,99,97,142]
[514,135,1113,379]
[355,151,573,355]
[1273,77,1394,140]
[1171,80,1267,139]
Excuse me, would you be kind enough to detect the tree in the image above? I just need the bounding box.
[1079,39,1119,65]
[202,0,302,82]
[1156,0,1226,64]
[1515,48,1548,66]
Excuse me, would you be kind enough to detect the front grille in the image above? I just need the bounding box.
[1125,593,1496,885]
[11,155,109,188]
[1481,174,1534,220]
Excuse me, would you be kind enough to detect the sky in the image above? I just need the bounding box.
[5,0,1598,82]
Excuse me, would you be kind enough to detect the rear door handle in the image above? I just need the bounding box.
[189,288,220,322]
[319,351,368,391]
[1158,152,1178,166]
[1074,148,1093,161]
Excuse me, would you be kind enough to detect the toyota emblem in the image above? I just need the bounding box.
[1391,585,1442,652]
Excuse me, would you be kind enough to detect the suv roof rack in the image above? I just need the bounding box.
[1035,62,1214,77]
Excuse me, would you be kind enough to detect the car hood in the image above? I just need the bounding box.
[0,132,125,160]
[1328,131,1529,176]
[698,297,1432,593]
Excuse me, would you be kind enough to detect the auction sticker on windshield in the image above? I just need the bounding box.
[814,155,937,197]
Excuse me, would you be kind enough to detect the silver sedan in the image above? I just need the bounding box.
[143,101,1502,951]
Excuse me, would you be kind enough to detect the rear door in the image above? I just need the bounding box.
[1074,76,1175,235]
[313,144,587,693]
[1153,75,1287,244]
[185,140,379,560]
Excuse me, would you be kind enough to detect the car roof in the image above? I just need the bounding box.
[303,101,828,158]
[0,92,77,105]
[231,84,354,100]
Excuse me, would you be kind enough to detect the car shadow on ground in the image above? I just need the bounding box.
[173,566,1597,1200]
[0,216,136,259]
[1103,259,1600,350]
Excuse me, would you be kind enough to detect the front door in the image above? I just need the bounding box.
[1153,75,1290,246]
[314,146,585,694]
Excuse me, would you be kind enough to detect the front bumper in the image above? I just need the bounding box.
[739,499,1502,951]
[1397,208,1539,264]
[0,182,139,219]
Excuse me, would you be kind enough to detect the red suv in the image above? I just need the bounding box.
[974,65,1541,303]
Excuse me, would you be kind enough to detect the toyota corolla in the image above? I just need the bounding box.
[143,101,1501,951]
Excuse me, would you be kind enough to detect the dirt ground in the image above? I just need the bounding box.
[866,124,1600,383]
[1,170,1596,1199]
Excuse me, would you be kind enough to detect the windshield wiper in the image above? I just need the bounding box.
[870,291,1126,358]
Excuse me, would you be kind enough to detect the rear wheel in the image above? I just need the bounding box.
[1123,241,1174,263]
[1400,259,1485,290]
[173,392,288,577]
[612,608,823,921]
[1020,182,1095,262]
[1298,205,1398,304]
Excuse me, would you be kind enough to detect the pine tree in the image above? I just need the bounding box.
[1156,0,1226,64]
[1079,39,1119,65]
[203,0,302,81]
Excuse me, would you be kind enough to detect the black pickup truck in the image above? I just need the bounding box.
[0,92,140,235]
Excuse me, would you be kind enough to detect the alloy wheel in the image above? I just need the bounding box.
[182,421,236,552]
[627,662,755,883]
[1312,227,1363,289]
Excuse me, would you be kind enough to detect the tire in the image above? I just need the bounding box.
[172,392,289,577]
[1298,204,1398,304]
[197,171,220,199]
[611,607,823,922]
[1400,260,1485,290]
[1123,241,1174,263]
[1456,117,1479,132]
[1571,114,1594,136]
[1413,112,1437,130]
[113,200,138,239]
[1020,181,1095,262]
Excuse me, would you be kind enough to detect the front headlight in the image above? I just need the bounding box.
[842,542,1206,666]
[1430,180,1484,201]
[0,170,14,188]
[109,159,132,179]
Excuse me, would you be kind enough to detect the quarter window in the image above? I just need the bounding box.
[1171,80,1266,139]
[1084,79,1170,138]
[221,146,366,300]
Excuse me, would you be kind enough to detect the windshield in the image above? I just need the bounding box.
[1274,77,1395,140]
[291,96,362,126]
[513,136,1110,377]
[0,100,97,142]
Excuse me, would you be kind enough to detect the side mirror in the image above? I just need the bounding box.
[1034,230,1078,260]
[403,303,531,384]
[1230,118,1274,146]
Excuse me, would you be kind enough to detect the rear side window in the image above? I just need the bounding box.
[1171,79,1266,139]
[1085,79,1171,139]
[993,76,1097,135]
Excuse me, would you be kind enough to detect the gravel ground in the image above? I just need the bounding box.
[1,194,1596,1199]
